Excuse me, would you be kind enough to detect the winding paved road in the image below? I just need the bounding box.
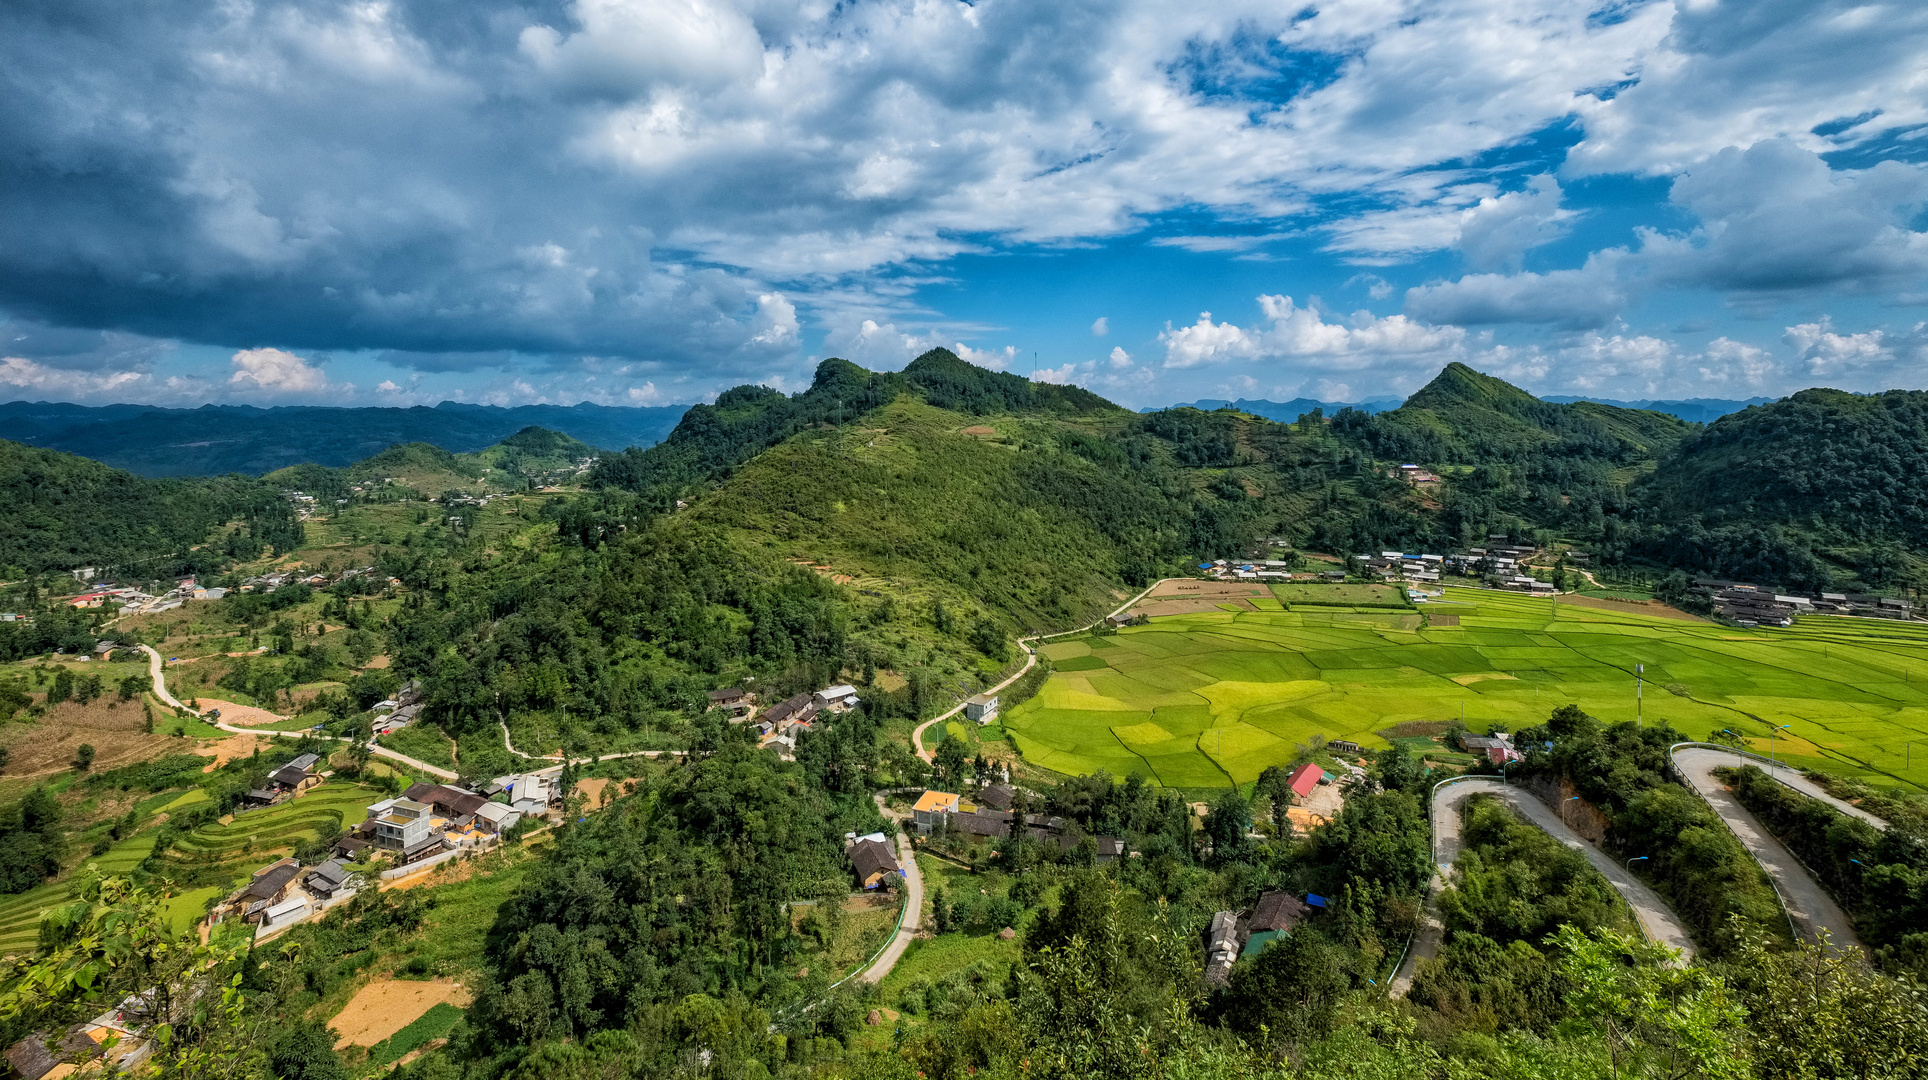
[1671,744,1875,949]
[142,644,462,780]
[1392,778,1696,996]
[855,796,925,985]
[911,577,1165,762]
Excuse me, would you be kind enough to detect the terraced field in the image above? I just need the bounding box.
[156,784,382,870]
[1003,587,1928,789]
[0,782,384,956]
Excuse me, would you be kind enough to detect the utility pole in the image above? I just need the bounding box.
[1636,663,1644,727]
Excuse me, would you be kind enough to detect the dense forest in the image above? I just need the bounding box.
[0,439,299,580]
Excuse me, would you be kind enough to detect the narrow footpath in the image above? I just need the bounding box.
[1671,744,1872,948]
[1393,778,1697,996]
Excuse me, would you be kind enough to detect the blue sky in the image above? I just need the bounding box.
[3,0,1926,410]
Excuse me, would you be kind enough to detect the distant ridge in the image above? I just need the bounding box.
[0,399,689,477]
[1143,396,1403,422]
[1542,395,1773,424]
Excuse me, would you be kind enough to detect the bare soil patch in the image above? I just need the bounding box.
[196,732,268,772]
[959,425,996,436]
[364,655,392,669]
[331,978,472,1047]
[574,777,640,810]
[0,700,180,778]
[1426,614,1460,627]
[1558,593,1704,622]
[196,699,289,726]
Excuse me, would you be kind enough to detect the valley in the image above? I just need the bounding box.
[6,351,1928,1079]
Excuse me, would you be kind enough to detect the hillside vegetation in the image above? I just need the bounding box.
[0,440,296,579]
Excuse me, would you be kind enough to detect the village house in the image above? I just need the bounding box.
[911,790,960,834]
[304,860,353,900]
[706,686,753,717]
[269,753,322,793]
[846,836,902,890]
[229,859,302,923]
[964,693,999,724]
[1203,910,1241,985]
[364,798,444,863]
[814,684,860,712]
[1285,762,1326,802]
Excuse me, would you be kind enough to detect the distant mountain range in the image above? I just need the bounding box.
[0,400,690,477]
[1145,397,1405,422]
[1153,394,1772,425]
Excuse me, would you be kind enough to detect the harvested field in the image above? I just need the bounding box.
[0,699,181,780]
[332,978,472,1047]
[1126,579,1273,618]
[1554,593,1703,622]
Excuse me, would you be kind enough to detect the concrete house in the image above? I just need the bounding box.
[369,798,438,860]
[911,790,960,834]
[964,693,999,724]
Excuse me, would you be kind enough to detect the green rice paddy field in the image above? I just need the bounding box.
[1004,586,1928,790]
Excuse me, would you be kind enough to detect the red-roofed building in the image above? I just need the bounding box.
[1287,763,1325,799]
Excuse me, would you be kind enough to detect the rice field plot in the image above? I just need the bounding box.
[1006,587,1928,790]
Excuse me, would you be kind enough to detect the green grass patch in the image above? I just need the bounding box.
[376,723,458,770]
[363,1003,465,1068]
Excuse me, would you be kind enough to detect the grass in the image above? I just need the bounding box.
[376,723,458,771]
[363,1003,465,1069]
[1004,586,1928,789]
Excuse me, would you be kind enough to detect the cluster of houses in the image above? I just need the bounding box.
[240,752,325,808]
[1204,890,1322,984]
[338,776,550,866]
[1356,538,1561,593]
[239,564,396,595]
[219,854,362,935]
[1197,559,1343,583]
[1693,579,1916,627]
[372,679,426,736]
[1456,731,1522,765]
[705,683,864,756]
[909,786,1130,862]
[63,578,222,615]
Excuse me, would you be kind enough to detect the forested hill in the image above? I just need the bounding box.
[1331,362,1694,464]
[589,350,1116,503]
[1634,388,1928,588]
[588,350,1448,630]
[0,440,295,579]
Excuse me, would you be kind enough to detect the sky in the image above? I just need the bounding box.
[2,0,1927,411]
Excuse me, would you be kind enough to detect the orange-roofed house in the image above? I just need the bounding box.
[912,790,960,835]
[1287,763,1325,801]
